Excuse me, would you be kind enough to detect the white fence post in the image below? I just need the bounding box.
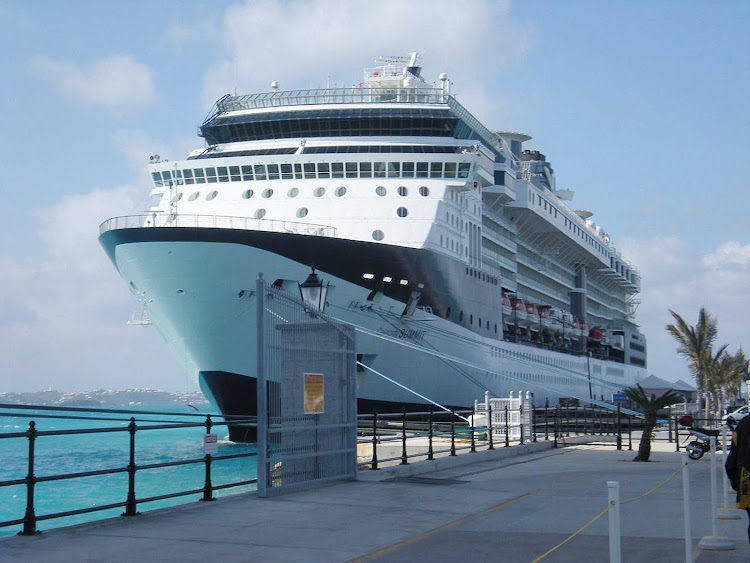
[607,481,621,563]
[697,436,734,550]
[681,452,692,563]
[719,427,742,520]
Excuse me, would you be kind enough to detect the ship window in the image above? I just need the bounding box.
[388,162,400,178]
[402,162,415,178]
[188,192,200,201]
[303,163,316,179]
[280,163,293,179]
[445,162,457,178]
[182,169,195,184]
[206,167,217,183]
[206,190,218,200]
[172,192,183,202]
[419,186,429,197]
[372,229,384,241]
[161,171,173,184]
[430,162,443,178]
[316,162,330,178]
[217,166,229,182]
[262,188,274,198]
[458,163,471,178]
[241,165,253,181]
[360,162,372,178]
[345,162,357,178]
[294,163,303,179]
[376,186,387,196]
[314,187,326,197]
[470,314,473,325]
[459,311,464,321]
[254,165,267,181]
[151,172,162,187]
[296,207,308,218]
[229,166,241,181]
[446,307,451,319]
[194,169,206,183]
[242,189,254,199]
[331,162,344,178]
[479,317,482,326]
[288,187,299,198]
[397,186,408,197]
[335,186,347,197]
[494,324,498,333]
[416,162,429,178]
[255,209,266,219]
[267,164,280,180]
[397,207,408,217]
[374,161,386,178]
[487,320,490,330]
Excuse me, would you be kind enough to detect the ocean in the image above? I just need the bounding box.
[0,405,257,537]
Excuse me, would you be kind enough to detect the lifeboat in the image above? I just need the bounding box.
[509,297,528,326]
[570,318,581,340]
[538,306,553,333]
[547,307,564,335]
[589,326,609,343]
[502,293,513,321]
[525,302,541,333]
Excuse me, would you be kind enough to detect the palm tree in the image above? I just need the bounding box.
[624,384,684,462]
[666,308,719,412]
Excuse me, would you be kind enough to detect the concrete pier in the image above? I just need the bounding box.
[1,437,748,562]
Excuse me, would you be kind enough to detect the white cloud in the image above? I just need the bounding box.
[619,236,750,385]
[0,130,190,393]
[31,54,157,112]
[197,0,531,110]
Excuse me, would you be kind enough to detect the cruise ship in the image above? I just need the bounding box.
[99,54,646,440]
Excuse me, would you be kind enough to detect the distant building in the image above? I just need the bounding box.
[639,374,697,405]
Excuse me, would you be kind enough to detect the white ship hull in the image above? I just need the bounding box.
[102,227,644,438]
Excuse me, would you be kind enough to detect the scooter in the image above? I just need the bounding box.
[677,415,723,460]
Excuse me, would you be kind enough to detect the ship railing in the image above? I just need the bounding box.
[0,404,258,536]
[214,87,449,114]
[99,214,338,238]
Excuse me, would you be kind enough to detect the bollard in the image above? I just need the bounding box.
[400,408,408,465]
[202,415,214,502]
[450,411,456,456]
[371,409,379,470]
[427,408,434,460]
[697,436,734,550]
[488,404,494,450]
[682,452,692,563]
[607,481,621,563]
[20,421,38,536]
[123,417,139,517]
[470,406,476,453]
[504,405,510,447]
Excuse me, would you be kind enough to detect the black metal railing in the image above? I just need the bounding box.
[0,404,258,535]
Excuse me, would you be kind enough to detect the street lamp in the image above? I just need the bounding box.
[299,267,329,313]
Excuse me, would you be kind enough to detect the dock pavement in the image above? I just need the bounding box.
[1,433,749,562]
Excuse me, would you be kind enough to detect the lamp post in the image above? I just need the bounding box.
[299,267,329,313]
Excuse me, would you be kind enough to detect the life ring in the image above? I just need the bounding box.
[371,71,380,77]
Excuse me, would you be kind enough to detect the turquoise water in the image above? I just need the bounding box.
[0,406,257,537]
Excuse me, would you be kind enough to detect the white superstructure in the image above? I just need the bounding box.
[100,54,646,440]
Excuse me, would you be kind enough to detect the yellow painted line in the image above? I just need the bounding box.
[349,492,532,562]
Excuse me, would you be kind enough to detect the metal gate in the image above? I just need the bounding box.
[256,275,357,497]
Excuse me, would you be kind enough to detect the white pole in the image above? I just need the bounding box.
[710,436,718,537]
[722,428,729,508]
[607,481,621,563]
[682,452,692,563]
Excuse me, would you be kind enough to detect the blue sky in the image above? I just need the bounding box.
[0,0,748,393]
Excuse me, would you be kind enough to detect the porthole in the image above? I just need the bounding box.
[206,190,218,200]
[372,229,384,241]
[335,186,347,197]
[314,187,326,197]
[397,186,408,196]
[188,192,200,201]
[470,314,474,325]
[459,311,464,322]
[255,209,266,219]
[242,189,254,199]
[396,207,408,218]
[376,186,387,196]
[419,186,429,197]
[262,188,274,198]
[296,207,308,218]
[288,187,299,198]
[172,193,183,203]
